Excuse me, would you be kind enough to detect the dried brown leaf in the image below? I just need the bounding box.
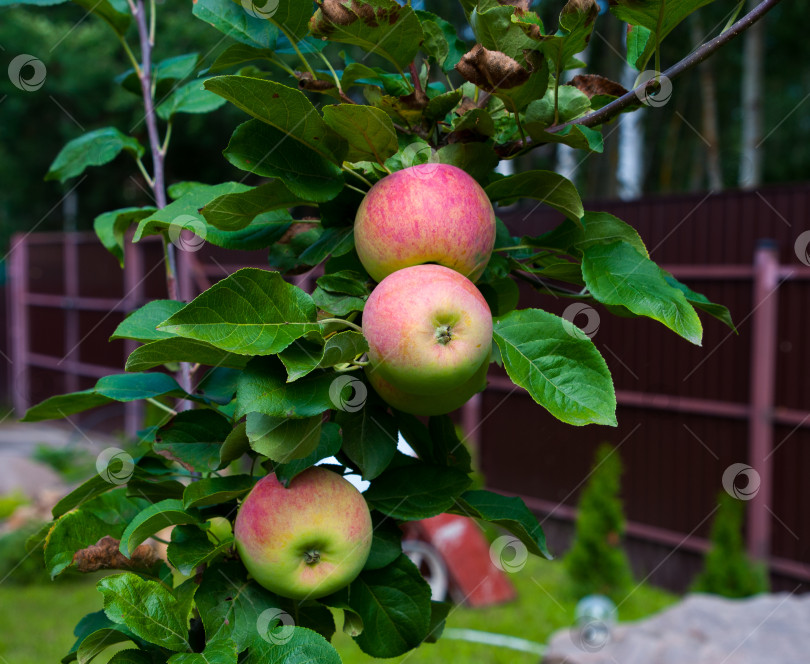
[455,44,530,92]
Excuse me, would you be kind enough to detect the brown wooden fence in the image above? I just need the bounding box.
[5,183,810,592]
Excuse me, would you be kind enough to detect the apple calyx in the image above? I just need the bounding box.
[304,550,321,565]
[435,324,453,345]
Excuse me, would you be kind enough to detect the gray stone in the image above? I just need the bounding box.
[544,593,810,664]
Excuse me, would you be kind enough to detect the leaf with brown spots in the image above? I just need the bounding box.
[310,0,424,70]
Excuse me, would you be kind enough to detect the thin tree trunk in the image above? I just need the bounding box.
[739,0,764,188]
[691,15,723,191]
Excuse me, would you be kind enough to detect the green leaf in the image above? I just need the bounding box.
[627,24,653,69]
[168,639,238,664]
[529,211,649,258]
[496,61,550,113]
[73,0,131,35]
[479,276,520,317]
[94,207,156,267]
[236,356,335,418]
[525,84,591,128]
[156,77,228,120]
[219,421,250,468]
[95,373,187,401]
[327,554,431,657]
[119,499,199,558]
[154,409,233,473]
[279,331,368,382]
[105,648,155,664]
[159,269,319,355]
[450,489,551,559]
[611,0,716,69]
[183,475,255,509]
[196,561,282,650]
[222,119,344,201]
[582,241,703,345]
[395,413,473,473]
[192,0,278,49]
[52,473,121,518]
[236,0,312,40]
[134,181,248,240]
[167,525,234,576]
[45,128,144,183]
[125,338,249,373]
[310,0,424,70]
[336,406,397,480]
[245,412,322,463]
[76,628,137,664]
[529,124,604,152]
[198,367,240,406]
[205,76,345,163]
[451,108,495,137]
[317,270,370,296]
[364,513,403,570]
[274,422,342,485]
[493,308,617,426]
[112,300,185,343]
[245,627,342,663]
[365,463,472,520]
[312,288,367,316]
[208,43,275,73]
[298,226,354,266]
[664,273,737,332]
[323,104,398,164]
[437,142,499,183]
[425,89,463,122]
[486,171,584,223]
[202,179,305,231]
[417,11,466,72]
[514,0,598,71]
[470,3,537,63]
[98,573,190,651]
[44,511,111,577]
[22,389,113,422]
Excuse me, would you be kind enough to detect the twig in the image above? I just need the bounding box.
[132,0,192,400]
[495,0,783,157]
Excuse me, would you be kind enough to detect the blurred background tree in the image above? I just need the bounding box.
[0,0,806,252]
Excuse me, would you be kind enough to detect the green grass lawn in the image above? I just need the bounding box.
[0,557,675,664]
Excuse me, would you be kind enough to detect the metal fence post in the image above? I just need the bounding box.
[64,232,80,395]
[747,239,779,561]
[8,234,29,417]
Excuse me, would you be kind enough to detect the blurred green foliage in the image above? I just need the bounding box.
[692,492,769,598]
